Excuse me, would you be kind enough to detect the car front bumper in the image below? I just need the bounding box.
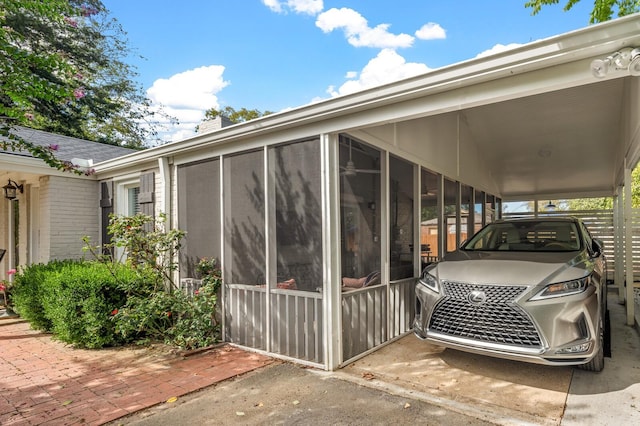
[413,281,601,366]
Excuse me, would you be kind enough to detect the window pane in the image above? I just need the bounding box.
[340,136,381,284]
[224,150,265,285]
[389,155,414,280]
[420,169,439,262]
[127,187,140,216]
[270,139,323,292]
[444,178,458,253]
[177,159,220,278]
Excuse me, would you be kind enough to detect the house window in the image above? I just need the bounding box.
[126,186,140,216]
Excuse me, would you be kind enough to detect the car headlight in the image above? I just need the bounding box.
[418,269,439,292]
[531,277,589,300]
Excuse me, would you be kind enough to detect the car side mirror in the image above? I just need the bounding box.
[592,238,604,257]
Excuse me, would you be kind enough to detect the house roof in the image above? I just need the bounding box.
[1,126,137,165]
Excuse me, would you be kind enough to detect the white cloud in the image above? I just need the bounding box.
[263,0,323,15]
[328,49,430,97]
[415,22,446,40]
[146,65,230,143]
[316,8,414,49]
[262,0,283,13]
[345,71,357,79]
[475,43,523,58]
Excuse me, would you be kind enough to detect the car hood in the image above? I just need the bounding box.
[432,250,593,286]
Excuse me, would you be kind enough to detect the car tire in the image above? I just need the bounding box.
[579,314,605,372]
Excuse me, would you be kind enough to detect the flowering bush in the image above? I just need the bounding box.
[83,213,222,350]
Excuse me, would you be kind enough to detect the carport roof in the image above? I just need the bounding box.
[96,14,640,201]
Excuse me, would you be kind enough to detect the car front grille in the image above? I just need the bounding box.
[428,281,541,348]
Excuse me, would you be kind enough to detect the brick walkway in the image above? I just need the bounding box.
[0,317,273,425]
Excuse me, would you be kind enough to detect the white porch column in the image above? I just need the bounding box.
[624,164,635,325]
[321,133,342,370]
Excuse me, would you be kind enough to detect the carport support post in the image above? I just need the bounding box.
[624,164,635,326]
[614,192,625,302]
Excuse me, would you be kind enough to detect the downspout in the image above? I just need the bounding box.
[158,157,174,283]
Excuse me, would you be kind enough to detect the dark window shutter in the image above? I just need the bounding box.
[100,181,114,255]
[139,172,155,231]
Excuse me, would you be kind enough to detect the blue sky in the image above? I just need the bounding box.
[103,0,596,143]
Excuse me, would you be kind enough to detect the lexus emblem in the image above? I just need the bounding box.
[468,290,487,306]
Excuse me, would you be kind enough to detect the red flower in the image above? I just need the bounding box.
[166,311,172,317]
[0,283,5,292]
[111,309,118,316]
[7,269,16,275]
[194,290,200,295]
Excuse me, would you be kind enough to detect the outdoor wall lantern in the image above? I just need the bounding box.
[591,47,640,78]
[3,179,24,200]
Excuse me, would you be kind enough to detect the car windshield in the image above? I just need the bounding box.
[462,220,581,252]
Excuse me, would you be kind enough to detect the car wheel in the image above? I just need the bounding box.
[579,314,605,372]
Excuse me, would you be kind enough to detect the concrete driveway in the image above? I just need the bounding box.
[117,290,640,425]
[340,289,640,425]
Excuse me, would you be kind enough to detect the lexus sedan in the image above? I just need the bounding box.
[414,216,608,371]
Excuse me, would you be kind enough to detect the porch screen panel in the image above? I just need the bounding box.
[474,189,485,231]
[339,135,384,362]
[444,178,458,253]
[389,155,414,281]
[177,159,220,278]
[223,150,265,284]
[270,139,323,292]
[486,194,496,224]
[420,169,439,262]
[461,184,473,243]
[339,136,381,281]
[268,139,324,363]
[223,150,266,349]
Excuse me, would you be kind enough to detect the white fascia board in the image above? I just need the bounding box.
[0,155,95,180]
[93,14,640,174]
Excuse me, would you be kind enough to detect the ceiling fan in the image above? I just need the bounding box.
[340,140,380,177]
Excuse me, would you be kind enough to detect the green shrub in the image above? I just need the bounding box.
[39,262,141,348]
[11,260,81,331]
[113,274,220,350]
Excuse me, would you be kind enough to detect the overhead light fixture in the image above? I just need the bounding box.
[3,179,24,200]
[544,200,556,211]
[591,47,640,78]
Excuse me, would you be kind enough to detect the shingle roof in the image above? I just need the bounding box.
[1,126,137,164]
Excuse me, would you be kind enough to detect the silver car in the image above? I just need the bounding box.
[414,216,608,372]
